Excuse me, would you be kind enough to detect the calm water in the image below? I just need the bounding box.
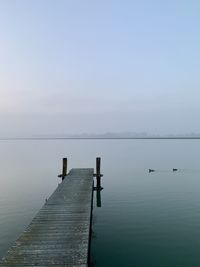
[1,139,200,266]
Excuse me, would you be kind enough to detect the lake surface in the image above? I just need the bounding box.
[1,139,200,266]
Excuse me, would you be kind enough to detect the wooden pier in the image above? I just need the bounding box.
[0,161,101,267]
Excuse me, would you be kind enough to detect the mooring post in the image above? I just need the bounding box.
[96,157,101,189]
[62,157,67,180]
[93,157,103,190]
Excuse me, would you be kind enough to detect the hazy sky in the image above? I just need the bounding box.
[0,0,200,136]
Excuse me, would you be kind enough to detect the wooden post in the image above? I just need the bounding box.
[62,158,67,180]
[96,157,101,189]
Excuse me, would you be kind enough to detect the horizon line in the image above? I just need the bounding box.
[1,136,200,140]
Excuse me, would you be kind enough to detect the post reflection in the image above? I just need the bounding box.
[96,189,102,208]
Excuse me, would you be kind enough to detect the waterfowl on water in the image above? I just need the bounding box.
[149,169,155,173]
[173,168,178,171]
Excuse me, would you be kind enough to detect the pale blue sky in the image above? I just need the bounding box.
[0,0,200,136]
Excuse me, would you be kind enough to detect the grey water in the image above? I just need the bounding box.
[1,139,200,266]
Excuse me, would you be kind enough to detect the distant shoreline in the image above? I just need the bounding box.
[1,137,200,140]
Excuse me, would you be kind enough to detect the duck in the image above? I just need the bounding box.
[149,169,155,173]
[173,168,178,171]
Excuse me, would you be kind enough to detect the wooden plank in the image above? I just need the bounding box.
[0,168,94,267]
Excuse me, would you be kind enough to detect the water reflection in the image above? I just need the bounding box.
[96,189,102,208]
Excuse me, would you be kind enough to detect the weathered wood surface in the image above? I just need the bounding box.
[0,168,94,267]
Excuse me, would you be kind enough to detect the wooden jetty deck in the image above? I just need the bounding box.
[0,168,94,267]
